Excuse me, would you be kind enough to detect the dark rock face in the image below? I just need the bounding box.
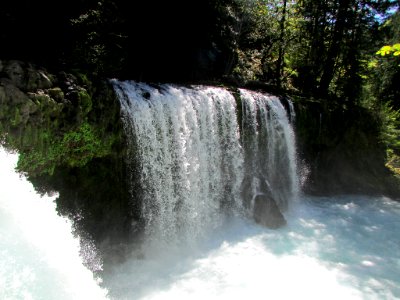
[1,60,53,91]
[253,194,287,229]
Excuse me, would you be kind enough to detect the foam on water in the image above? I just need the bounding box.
[101,195,400,300]
[0,148,108,300]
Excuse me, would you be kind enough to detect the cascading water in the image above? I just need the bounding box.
[114,81,244,246]
[240,89,299,212]
[113,80,298,246]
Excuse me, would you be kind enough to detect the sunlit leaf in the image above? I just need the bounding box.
[367,60,378,68]
[392,44,400,51]
[376,45,393,56]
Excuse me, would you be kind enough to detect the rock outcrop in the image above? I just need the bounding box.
[0,60,137,270]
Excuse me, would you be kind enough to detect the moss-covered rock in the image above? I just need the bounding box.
[2,60,54,91]
[47,87,65,102]
[0,60,137,267]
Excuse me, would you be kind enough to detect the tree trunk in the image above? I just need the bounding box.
[276,0,287,88]
[318,0,351,97]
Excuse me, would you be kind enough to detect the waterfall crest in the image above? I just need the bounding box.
[113,80,298,245]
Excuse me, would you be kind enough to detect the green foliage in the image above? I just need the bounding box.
[17,122,114,176]
[386,149,400,178]
[79,90,93,115]
[231,0,301,87]
[367,11,400,110]
[69,0,127,76]
[229,0,399,100]
[376,44,400,56]
[377,102,400,151]
[59,122,111,166]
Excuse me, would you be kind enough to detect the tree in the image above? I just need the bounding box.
[290,0,397,102]
[226,0,300,86]
[370,10,400,108]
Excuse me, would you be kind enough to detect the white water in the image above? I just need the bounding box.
[113,81,299,246]
[114,81,245,246]
[102,195,400,300]
[0,148,108,300]
[240,89,298,211]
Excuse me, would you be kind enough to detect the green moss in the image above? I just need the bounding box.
[11,107,21,126]
[16,122,114,176]
[0,69,124,181]
[77,73,91,87]
[60,122,112,167]
[47,88,64,101]
[78,90,92,115]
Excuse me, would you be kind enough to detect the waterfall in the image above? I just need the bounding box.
[240,89,299,212]
[112,80,298,246]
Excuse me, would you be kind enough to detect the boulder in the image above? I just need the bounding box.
[0,78,30,105]
[253,194,287,229]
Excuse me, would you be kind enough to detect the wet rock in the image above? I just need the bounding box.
[3,60,25,89]
[0,78,30,105]
[253,194,287,229]
[47,87,65,102]
[1,60,53,92]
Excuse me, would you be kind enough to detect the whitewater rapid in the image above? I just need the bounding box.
[101,195,400,300]
[0,148,107,300]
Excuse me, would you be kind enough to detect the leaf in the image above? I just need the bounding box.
[392,44,400,51]
[367,60,378,69]
[376,45,393,56]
